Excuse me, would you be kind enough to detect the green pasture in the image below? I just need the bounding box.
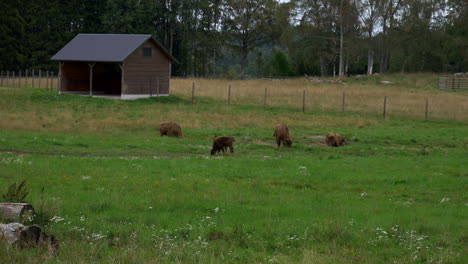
[0,87,466,263]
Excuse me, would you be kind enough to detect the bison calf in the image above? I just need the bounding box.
[326,133,346,147]
[273,124,292,148]
[159,122,183,138]
[211,136,235,155]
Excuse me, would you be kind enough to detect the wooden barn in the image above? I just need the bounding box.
[51,34,176,99]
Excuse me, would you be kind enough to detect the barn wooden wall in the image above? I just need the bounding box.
[123,40,171,95]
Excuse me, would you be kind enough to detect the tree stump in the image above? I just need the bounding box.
[0,203,35,222]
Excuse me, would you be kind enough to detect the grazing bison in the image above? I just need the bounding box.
[326,133,346,147]
[273,124,292,148]
[211,136,235,155]
[159,122,183,138]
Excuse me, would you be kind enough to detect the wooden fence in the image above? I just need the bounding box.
[439,77,468,90]
[0,70,58,90]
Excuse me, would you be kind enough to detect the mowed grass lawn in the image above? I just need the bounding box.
[0,81,467,263]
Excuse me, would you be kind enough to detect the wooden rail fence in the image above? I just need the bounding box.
[0,70,58,90]
[439,77,468,90]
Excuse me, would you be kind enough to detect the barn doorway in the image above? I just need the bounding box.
[61,62,122,96]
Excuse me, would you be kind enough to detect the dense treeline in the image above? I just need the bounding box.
[0,0,466,77]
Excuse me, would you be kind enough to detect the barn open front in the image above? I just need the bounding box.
[61,61,122,98]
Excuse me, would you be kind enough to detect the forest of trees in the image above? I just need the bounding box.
[0,0,466,78]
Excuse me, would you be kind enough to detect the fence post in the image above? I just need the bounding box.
[32,69,34,88]
[25,69,28,87]
[264,87,267,106]
[191,82,195,104]
[156,76,160,96]
[452,77,455,90]
[12,71,15,88]
[46,71,49,89]
[302,90,306,112]
[342,92,346,113]
[7,71,9,86]
[228,84,231,105]
[383,96,387,120]
[149,78,152,97]
[0,70,3,87]
[425,98,429,121]
[51,72,54,90]
[19,70,22,88]
[39,70,42,88]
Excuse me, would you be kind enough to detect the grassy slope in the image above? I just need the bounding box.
[0,82,467,263]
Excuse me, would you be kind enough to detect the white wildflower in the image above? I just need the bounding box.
[91,233,107,241]
[50,216,65,223]
[440,197,450,203]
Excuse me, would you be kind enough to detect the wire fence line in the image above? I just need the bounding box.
[171,80,467,122]
[1,71,467,122]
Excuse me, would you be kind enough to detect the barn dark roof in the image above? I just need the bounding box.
[51,34,176,63]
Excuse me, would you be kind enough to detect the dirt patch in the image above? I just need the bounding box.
[252,140,276,147]
[308,142,329,147]
[301,135,326,140]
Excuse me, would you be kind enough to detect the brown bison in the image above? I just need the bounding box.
[273,124,292,148]
[159,122,183,138]
[326,133,346,147]
[211,136,235,155]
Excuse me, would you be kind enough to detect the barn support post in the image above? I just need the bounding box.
[383,96,387,120]
[32,69,34,88]
[119,63,124,97]
[88,63,95,97]
[58,63,62,94]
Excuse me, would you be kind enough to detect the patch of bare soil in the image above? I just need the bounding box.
[308,142,329,147]
[252,140,276,147]
[301,135,326,140]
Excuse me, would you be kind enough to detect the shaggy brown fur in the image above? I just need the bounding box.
[211,136,235,155]
[159,122,183,138]
[18,225,60,256]
[273,124,292,148]
[326,133,346,147]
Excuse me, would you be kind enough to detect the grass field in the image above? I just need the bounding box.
[0,75,467,263]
